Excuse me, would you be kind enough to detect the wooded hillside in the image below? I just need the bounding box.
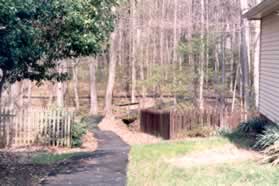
[2,0,261,118]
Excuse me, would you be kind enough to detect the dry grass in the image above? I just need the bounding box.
[99,117,162,145]
[169,144,261,169]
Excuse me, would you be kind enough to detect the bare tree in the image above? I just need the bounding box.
[240,0,251,114]
[89,58,98,115]
[253,0,262,109]
[130,0,137,103]
[104,32,117,117]
[72,60,80,111]
[199,0,205,110]
[56,63,65,107]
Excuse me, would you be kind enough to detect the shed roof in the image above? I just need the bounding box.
[244,0,279,20]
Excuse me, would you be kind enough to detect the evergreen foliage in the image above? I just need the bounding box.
[0,0,119,91]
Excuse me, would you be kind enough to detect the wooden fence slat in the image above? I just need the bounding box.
[20,109,23,145]
[47,108,51,146]
[0,107,73,148]
[32,109,36,144]
[7,109,10,147]
[140,108,257,140]
[63,111,67,146]
[59,110,62,147]
[51,109,55,146]
[67,112,72,147]
[62,110,65,146]
[17,109,21,146]
[58,110,62,147]
[27,109,30,145]
[40,108,44,144]
[54,109,57,147]
[3,108,5,146]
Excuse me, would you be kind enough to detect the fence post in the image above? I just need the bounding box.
[169,111,173,139]
[6,109,10,147]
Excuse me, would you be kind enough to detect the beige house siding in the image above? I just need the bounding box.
[259,13,279,123]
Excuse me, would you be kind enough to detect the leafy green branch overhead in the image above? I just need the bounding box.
[0,0,119,92]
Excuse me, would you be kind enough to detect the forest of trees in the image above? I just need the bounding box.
[1,0,262,118]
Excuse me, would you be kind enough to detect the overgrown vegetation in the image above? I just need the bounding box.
[223,117,268,148]
[223,116,279,165]
[237,117,268,135]
[71,120,88,147]
[256,125,279,166]
[255,125,279,150]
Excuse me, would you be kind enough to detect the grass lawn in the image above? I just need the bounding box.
[128,137,279,186]
[32,152,87,165]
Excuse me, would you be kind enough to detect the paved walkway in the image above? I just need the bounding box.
[42,129,130,186]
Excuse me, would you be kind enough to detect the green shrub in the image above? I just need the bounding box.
[220,117,271,149]
[71,121,88,147]
[254,125,279,150]
[252,123,279,165]
[237,117,267,135]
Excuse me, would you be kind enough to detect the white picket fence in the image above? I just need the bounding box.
[0,107,74,148]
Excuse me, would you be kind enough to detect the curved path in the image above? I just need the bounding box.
[42,129,130,186]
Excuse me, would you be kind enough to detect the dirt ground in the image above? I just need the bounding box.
[99,117,161,145]
[0,130,97,186]
[169,144,262,169]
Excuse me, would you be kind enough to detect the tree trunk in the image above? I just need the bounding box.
[240,0,251,114]
[130,0,137,103]
[56,63,64,107]
[160,0,165,66]
[220,36,226,127]
[199,0,205,110]
[89,58,98,115]
[10,82,23,110]
[188,0,193,65]
[232,65,240,112]
[253,21,261,109]
[72,61,80,111]
[26,80,32,107]
[138,29,146,98]
[205,0,209,88]
[48,84,55,107]
[173,0,178,64]
[104,32,117,117]
[0,69,7,106]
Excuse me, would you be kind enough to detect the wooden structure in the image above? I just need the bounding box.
[244,0,279,123]
[140,108,254,139]
[0,108,73,148]
[140,109,171,139]
[114,102,140,120]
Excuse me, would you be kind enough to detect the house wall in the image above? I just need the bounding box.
[259,13,279,123]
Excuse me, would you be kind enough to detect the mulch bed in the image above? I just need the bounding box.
[0,152,52,186]
[99,117,162,145]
